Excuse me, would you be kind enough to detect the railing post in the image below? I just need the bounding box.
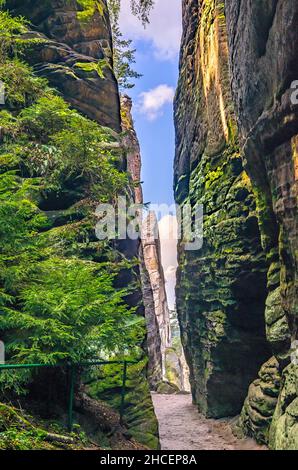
[0,359,137,432]
[68,365,75,433]
[120,361,127,425]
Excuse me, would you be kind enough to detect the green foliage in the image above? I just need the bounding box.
[0,10,27,58]
[0,59,48,109]
[0,171,47,250]
[50,120,127,201]
[76,0,105,21]
[1,95,129,200]
[75,0,154,25]
[2,258,142,364]
[0,90,137,378]
[0,10,143,396]
[130,0,154,24]
[108,0,143,89]
[75,59,111,79]
[19,95,76,141]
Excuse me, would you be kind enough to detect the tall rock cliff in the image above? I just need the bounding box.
[120,95,163,390]
[175,0,298,449]
[175,0,270,419]
[225,0,298,450]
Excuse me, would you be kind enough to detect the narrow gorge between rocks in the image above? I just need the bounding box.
[0,0,297,453]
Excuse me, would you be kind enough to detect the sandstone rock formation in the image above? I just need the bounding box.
[236,357,281,445]
[120,95,163,390]
[120,96,189,393]
[175,0,271,418]
[142,212,171,379]
[7,0,121,131]
[225,0,298,450]
[175,0,298,449]
[120,95,143,204]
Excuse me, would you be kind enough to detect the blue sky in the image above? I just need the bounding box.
[119,0,182,207]
[128,53,178,207]
[119,0,182,309]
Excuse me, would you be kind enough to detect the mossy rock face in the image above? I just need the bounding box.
[224,0,298,450]
[174,0,270,419]
[269,365,298,450]
[237,358,281,444]
[0,403,73,450]
[87,359,159,449]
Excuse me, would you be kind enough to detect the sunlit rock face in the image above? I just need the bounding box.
[174,0,270,418]
[120,95,143,204]
[6,0,121,130]
[225,0,298,450]
[121,96,187,392]
[235,357,281,445]
[142,212,172,379]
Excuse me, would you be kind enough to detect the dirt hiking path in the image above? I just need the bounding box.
[152,393,267,451]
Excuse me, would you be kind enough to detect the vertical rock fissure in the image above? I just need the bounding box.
[121,96,189,393]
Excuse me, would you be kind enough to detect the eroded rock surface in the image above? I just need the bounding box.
[7,0,121,130]
[5,0,159,449]
[174,0,270,418]
[236,357,281,444]
[175,0,298,449]
[225,0,298,450]
[152,393,266,451]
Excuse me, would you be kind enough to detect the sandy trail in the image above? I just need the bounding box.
[152,393,266,451]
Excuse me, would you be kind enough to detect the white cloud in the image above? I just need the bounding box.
[158,215,178,310]
[119,0,182,60]
[138,84,175,120]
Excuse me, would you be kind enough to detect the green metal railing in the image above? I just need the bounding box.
[0,359,137,432]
